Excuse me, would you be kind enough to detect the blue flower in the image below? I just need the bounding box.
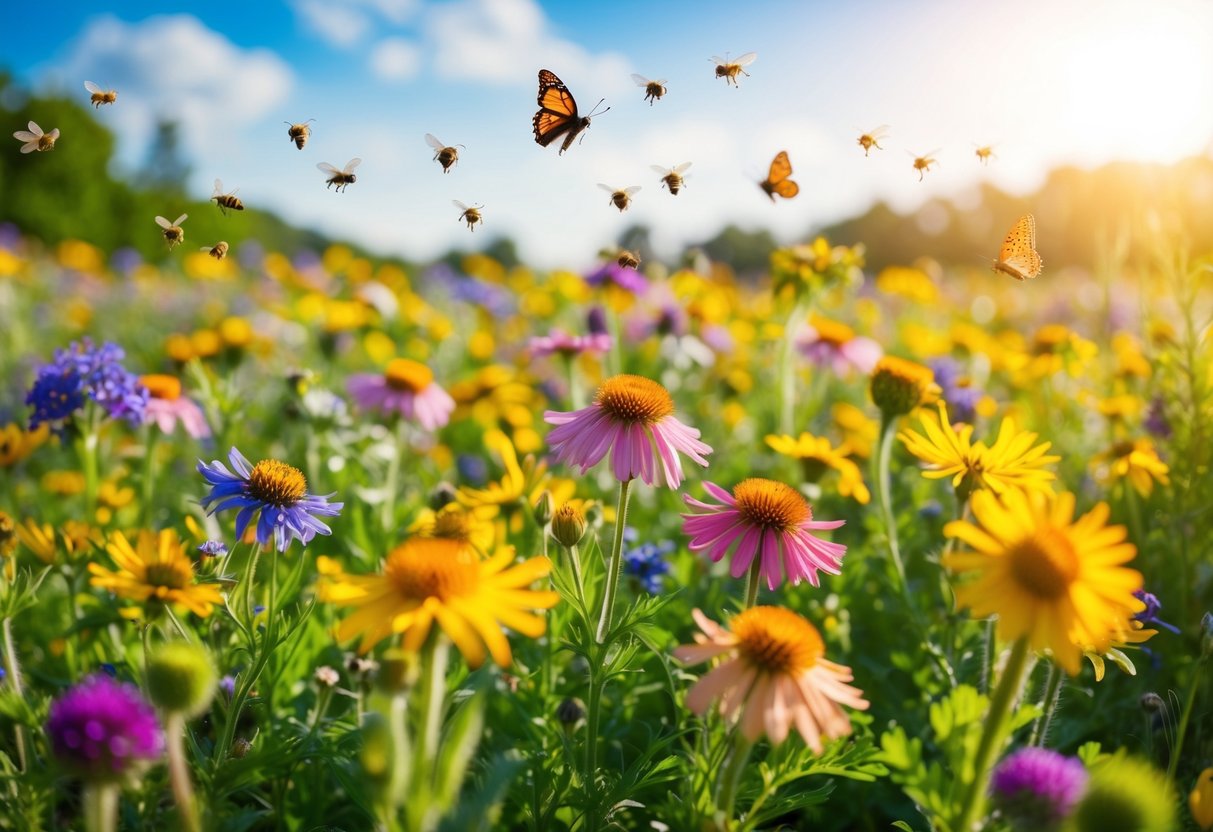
[25,338,148,431]
[928,357,982,424]
[197,447,343,553]
[198,540,228,558]
[623,535,674,594]
[1133,589,1180,634]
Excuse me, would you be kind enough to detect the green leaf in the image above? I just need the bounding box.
[432,675,489,813]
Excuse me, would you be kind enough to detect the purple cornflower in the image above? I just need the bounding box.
[197,447,343,553]
[198,540,228,558]
[623,535,675,593]
[46,675,163,780]
[584,262,648,295]
[1133,589,1180,634]
[989,747,1087,830]
[929,357,982,424]
[25,338,148,431]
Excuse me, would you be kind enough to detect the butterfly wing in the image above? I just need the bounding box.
[994,214,1042,280]
[772,180,799,198]
[768,151,793,184]
[533,70,581,149]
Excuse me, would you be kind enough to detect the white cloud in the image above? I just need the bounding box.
[369,38,421,82]
[291,0,419,48]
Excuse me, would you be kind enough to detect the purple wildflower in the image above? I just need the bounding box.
[1133,589,1180,634]
[990,747,1087,830]
[623,536,675,593]
[26,338,148,431]
[46,675,163,780]
[198,540,228,558]
[929,357,983,424]
[584,262,648,294]
[1144,396,1171,439]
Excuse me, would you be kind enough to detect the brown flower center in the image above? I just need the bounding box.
[144,560,191,591]
[1008,528,1079,600]
[732,478,810,531]
[732,606,824,675]
[595,375,674,424]
[386,537,479,602]
[247,459,308,507]
[385,359,434,393]
[139,374,182,401]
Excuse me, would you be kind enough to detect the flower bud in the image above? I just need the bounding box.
[1191,768,1213,832]
[429,482,458,511]
[314,665,340,688]
[1070,754,1174,832]
[551,503,587,548]
[556,697,585,736]
[533,490,554,526]
[870,356,937,417]
[146,642,217,718]
[1139,692,1164,713]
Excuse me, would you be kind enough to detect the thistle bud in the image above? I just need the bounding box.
[146,642,217,718]
[551,503,587,548]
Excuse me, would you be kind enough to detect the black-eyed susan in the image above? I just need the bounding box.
[1091,438,1170,498]
[407,502,495,555]
[89,529,222,618]
[765,432,871,504]
[943,489,1143,675]
[318,538,558,668]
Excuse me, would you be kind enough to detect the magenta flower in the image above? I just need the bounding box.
[346,358,455,431]
[544,374,711,488]
[798,317,882,376]
[46,674,164,780]
[529,329,613,359]
[990,747,1088,830]
[682,479,846,589]
[140,374,210,439]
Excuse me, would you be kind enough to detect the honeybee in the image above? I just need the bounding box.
[13,121,59,153]
[630,74,667,105]
[454,200,483,231]
[285,120,314,150]
[425,133,463,173]
[910,150,940,181]
[318,158,361,192]
[155,214,188,249]
[598,184,641,212]
[84,81,117,108]
[975,144,997,165]
[201,241,229,260]
[211,179,244,215]
[857,125,890,157]
[617,249,641,270]
[711,52,756,86]
[652,162,692,195]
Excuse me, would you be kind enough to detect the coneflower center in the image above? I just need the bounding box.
[1008,528,1079,600]
[732,606,823,675]
[139,374,182,401]
[733,478,810,531]
[384,358,434,393]
[247,460,308,507]
[595,375,674,424]
[386,538,479,601]
[812,318,855,347]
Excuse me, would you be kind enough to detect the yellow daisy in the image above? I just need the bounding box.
[457,429,575,534]
[0,422,50,468]
[407,502,496,555]
[319,537,558,668]
[765,432,871,504]
[89,529,223,617]
[943,489,1143,675]
[1083,618,1157,681]
[1092,438,1170,498]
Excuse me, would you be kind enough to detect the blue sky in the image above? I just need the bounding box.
[8,0,1213,266]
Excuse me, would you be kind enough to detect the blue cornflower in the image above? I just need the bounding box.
[928,357,982,424]
[197,447,343,553]
[198,540,228,558]
[623,536,674,594]
[25,338,148,430]
[1133,589,1180,634]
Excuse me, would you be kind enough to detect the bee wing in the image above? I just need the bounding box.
[199,246,213,252]
[425,133,445,150]
[343,158,362,173]
[650,164,672,175]
[710,55,726,64]
[13,131,37,142]
[654,79,667,85]
[27,121,43,137]
[871,125,891,137]
[155,216,172,229]
[674,162,693,174]
[84,81,102,94]
[630,73,651,86]
[317,162,340,175]
[598,183,617,193]
[47,129,59,141]
[734,52,758,66]
[624,186,641,195]
[213,179,223,196]
[453,200,469,211]
[174,214,188,226]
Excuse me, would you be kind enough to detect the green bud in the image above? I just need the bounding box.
[551,503,587,548]
[533,490,554,526]
[146,642,217,718]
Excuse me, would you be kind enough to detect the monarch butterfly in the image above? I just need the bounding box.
[532,69,607,155]
[992,214,1042,281]
[759,151,798,201]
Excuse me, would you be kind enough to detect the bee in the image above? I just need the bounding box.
[454,200,483,231]
[975,144,997,165]
[857,125,890,157]
[201,241,229,260]
[13,121,59,153]
[909,149,940,181]
[617,249,641,270]
[285,120,314,150]
[84,81,117,108]
[317,158,361,192]
[598,184,641,212]
[211,179,244,215]
[425,133,464,173]
[155,214,188,249]
[652,162,692,195]
[711,52,756,87]
[630,74,667,105]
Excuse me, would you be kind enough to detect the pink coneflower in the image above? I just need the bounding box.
[682,479,845,589]
[140,374,210,439]
[798,316,882,376]
[544,374,711,488]
[346,359,455,431]
[674,606,868,751]
[528,329,613,359]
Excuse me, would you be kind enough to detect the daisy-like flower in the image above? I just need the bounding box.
[673,606,868,751]
[682,479,845,589]
[0,421,49,468]
[545,374,711,488]
[318,537,558,668]
[765,432,871,504]
[528,328,613,359]
[89,529,223,617]
[408,502,496,555]
[943,489,1144,675]
[346,358,455,431]
[899,401,1060,500]
[197,447,343,553]
[140,374,210,439]
[1091,438,1170,498]
[797,315,882,376]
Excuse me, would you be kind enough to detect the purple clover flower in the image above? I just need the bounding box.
[46,675,163,780]
[989,747,1087,830]
[25,338,148,431]
[198,540,228,558]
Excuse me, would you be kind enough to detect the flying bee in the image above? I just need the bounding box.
[285,119,314,149]
[909,149,940,181]
[651,162,692,195]
[710,52,756,87]
[425,133,464,173]
[13,121,59,153]
[598,183,641,212]
[975,144,997,165]
[84,81,117,108]
[317,158,361,192]
[630,74,667,105]
[211,179,244,215]
[155,214,188,249]
[201,241,229,260]
[617,249,641,270]
[454,200,483,231]
[856,125,890,157]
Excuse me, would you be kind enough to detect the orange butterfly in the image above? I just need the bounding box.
[532,69,607,155]
[992,214,1043,280]
[759,151,799,201]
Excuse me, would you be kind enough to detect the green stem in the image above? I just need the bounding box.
[140,422,158,528]
[82,782,119,832]
[776,299,808,436]
[409,636,449,832]
[743,560,762,610]
[595,479,633,644]
[242,544,263,628]
[388,692,411,828]
[383,418,408,532]
[565,355,586,410]
[1029,663,1063,747]
[1,617,28,771]
[78,417,101,520]
[955,637,1031,832]
[873,414,908,594]
[1166,656,1204,780]
[716,730,755,829]
[584,651,605,832]
[567,543,587,610]
[166,713,201,832]
[164,607,195,644]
